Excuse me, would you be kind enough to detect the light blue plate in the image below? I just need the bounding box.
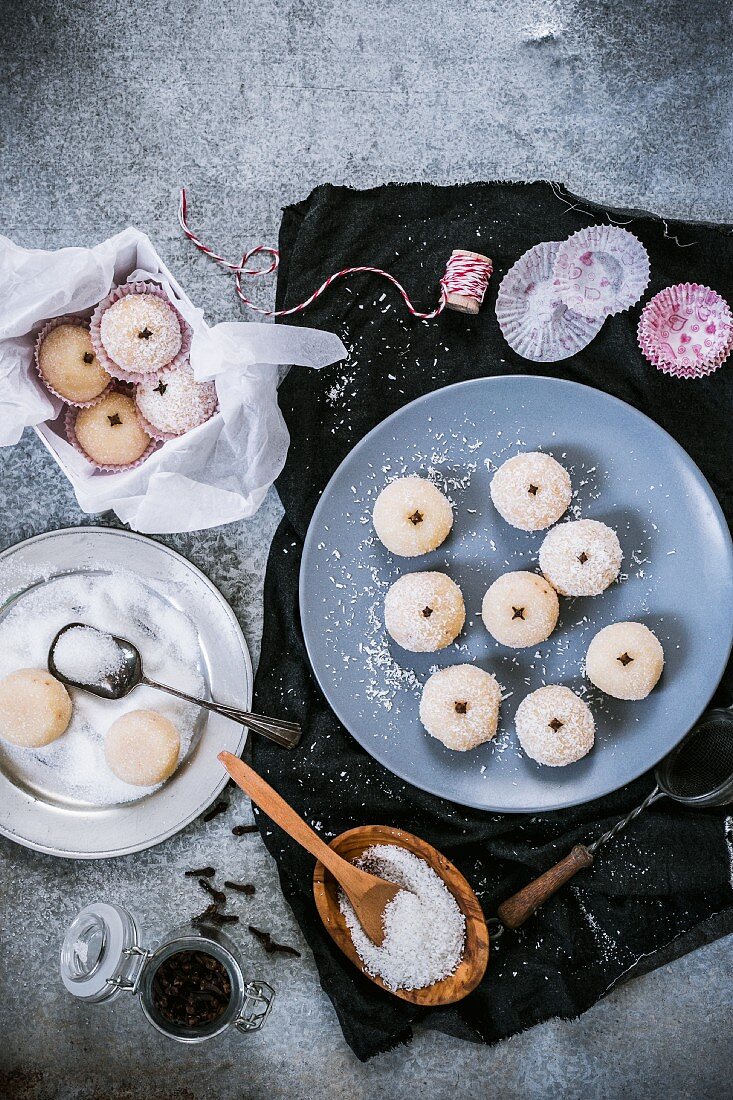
[300,377,733,812]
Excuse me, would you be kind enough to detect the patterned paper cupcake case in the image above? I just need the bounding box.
[64,397,160,474]
[495,241,605,362]
[34,315,113,408]
[637,283,733,378]
[553,225,650,320]
[89,281,193,385]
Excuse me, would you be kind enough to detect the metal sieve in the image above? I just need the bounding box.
[497,705,733,930]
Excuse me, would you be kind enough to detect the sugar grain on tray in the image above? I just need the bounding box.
[338,844,465,991]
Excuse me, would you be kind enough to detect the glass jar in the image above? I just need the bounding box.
[60,902,274,1042]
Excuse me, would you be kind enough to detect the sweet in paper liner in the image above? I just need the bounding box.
[637,283,733,379]
[495,241,605,362]
[553,225,650,320]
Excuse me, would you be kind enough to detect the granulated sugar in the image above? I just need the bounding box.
[338,843,465,990]
[52,625,126,686]
[0,568,204,805]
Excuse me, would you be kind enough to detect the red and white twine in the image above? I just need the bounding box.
[177,188,492,320]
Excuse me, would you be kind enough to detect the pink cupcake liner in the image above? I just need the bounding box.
[89,281,193,385]
[637,283,732,377]
[34,315,113,408]
[495,241,605,362]
[553,225,650,320]
[134,364,219,442]
[65,392,160,473]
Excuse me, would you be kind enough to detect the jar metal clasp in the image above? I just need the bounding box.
[105,945,151,994]
[234,981,275,1034]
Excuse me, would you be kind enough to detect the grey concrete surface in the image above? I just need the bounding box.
[1,1,732,1097]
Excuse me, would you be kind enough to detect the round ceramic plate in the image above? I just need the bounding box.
[0,527,251,857]
[300,376,733,812]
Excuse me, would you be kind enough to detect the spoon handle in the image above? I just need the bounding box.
[141,677,301,749]
[218,752,350,883]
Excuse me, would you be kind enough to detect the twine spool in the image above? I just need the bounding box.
[178,189,492,320]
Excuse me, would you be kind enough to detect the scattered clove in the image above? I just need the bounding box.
[224,881,256,896]
[202,801,229,823]
[191,903,239,928]
[232,824,258,836]
[199,878,227,905]
[184,866,216,878]
[248,925,301,958]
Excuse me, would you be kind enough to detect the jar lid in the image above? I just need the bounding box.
[60,902,145,1003]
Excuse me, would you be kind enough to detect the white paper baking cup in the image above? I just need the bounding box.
[495,241,605,362]
[553,225,650,320]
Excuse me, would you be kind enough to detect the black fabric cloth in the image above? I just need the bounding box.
[252,181,733,1061]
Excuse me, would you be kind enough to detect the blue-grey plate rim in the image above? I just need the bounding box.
[299,375,733,813]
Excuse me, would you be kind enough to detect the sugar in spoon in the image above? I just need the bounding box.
[48,622,301,749]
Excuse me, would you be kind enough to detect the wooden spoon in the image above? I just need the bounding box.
[218,752,401,946]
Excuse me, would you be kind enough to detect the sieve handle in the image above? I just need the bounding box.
[497,845,595,930]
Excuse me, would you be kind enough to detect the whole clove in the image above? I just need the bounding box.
[224,881,256,896]
[191,903,239,928]
[248,925,301,958]
[202,801,229,823]
[184,866,216,878]
[151,949,232,1030]
[199,878,227,905]
[232,824,258,836]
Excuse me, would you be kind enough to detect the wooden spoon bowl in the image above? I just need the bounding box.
[313,824,489,1006]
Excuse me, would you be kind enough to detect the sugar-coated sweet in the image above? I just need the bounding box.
[0,669,72,748]
[384,571,465,652]
[490,452,572,531]
[539,519,622,596]
[419,664,502,751]
[482,571,559,648]
[37,324,111,404]
[73,392,152,468]
[373,477,453,557]
[104,709,180,786]
[586,621,664,700]
[515,685,595,766]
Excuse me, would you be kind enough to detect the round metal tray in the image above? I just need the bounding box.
[0,527,251,858]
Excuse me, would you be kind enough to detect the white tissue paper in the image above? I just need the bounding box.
[0,227,346,533]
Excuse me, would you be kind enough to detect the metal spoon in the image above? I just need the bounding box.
[48,623,301,749]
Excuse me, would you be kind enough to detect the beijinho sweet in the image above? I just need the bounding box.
[373,477,453,556]
[419,664,502,751]
[384,572,465,652]
[490,452,572,531]
[586,621,664,700]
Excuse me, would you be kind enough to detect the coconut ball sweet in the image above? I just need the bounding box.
[515,685,595,766]
[0,669,72,748]
[373,477,453,557]
[482,571,559,649]
[419,665,502,751]
[98,292,183,378]
[71,391,152,468]
[384,571,465,652]
[36,323,111,404]
[104,709,181,786]
[539,519,622,596]
[586,621,664,700]
[490,452,572,531]
[135,364,218,439]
